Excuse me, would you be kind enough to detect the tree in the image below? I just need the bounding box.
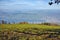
[8,22,11,24]
[2,20,5,24]
[1,20,7,24]
[49,0,60,5]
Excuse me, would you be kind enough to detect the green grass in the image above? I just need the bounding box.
[0,24,60,40]
[0,24,60,31]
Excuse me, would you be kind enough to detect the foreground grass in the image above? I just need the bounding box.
[0,24,60,40]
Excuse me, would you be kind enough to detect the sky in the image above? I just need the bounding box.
[0,0,60,24]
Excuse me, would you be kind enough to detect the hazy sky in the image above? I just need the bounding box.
[0,0,60,24]
[0,0,60,10]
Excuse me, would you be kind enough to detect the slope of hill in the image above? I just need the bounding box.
[0,24,60,40]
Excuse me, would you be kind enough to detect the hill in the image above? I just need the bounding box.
[0,24,60,40]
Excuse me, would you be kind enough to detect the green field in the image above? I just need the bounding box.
[0,24,60,40]
[0,24,60,31]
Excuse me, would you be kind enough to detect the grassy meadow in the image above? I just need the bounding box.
[0,24,60,40]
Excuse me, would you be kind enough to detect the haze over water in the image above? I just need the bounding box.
[0,0,60,24]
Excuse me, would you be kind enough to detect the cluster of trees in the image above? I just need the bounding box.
[0,20,59,26]
[40,23,59,26]
[0,20,10,24]
[0,20,28,24]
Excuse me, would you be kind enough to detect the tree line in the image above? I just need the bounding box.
[0,20,11,24]
[0,20,59,26]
